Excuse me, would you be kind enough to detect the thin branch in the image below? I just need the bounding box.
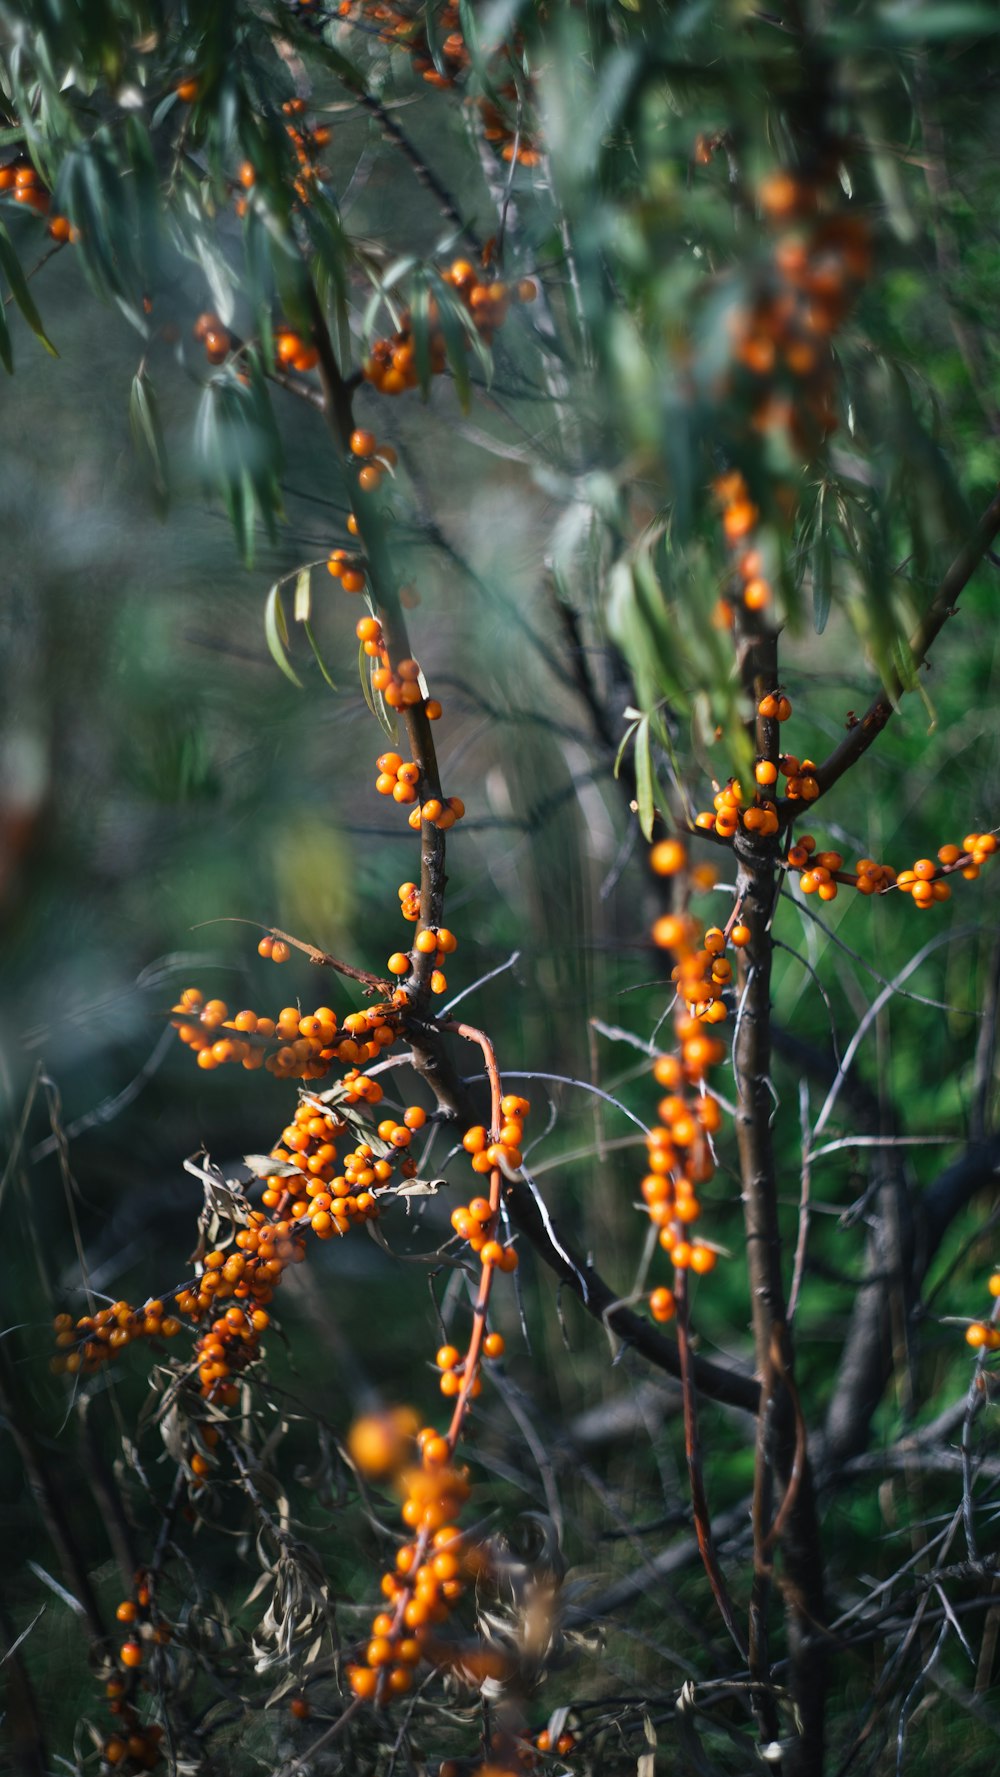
[801,484,1000,808]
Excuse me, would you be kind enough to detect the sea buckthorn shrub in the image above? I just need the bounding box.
[4,6,1000,1777]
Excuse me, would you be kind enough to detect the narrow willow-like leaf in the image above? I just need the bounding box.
[128,369,169,516]
[634,715,657,842]
[264,584,303,688]
[303,621,337,691]
[811,486,831,633]
[0,223,56,354]
[294,566,311,623]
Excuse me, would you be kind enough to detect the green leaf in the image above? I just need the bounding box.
[411,281,433,396]
[294,566,311,623]
[128,369,169,517]
[264,583,303,688]
[303,621,337,691]
[613,715,640,780]
[634,715,656,841]
[0,222,56,355]
[811,487,831,634]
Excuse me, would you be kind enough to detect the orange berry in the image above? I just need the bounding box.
[387,953,411,976]
[650,838,687,876]
[119,1641,143,1669]
[348,1664,378,1699]
[350,429,376,457]
[649,1287,676,1322]
[483,1332,505,1358]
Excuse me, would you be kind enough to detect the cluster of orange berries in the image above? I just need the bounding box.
[0,157,75,237]
[713,471,775,618]
[191,1301,270,1402]
[694,773,782,841]
[896,833,997,901]
[731,173,872,453]
[348,425,398,493]
[263,1092,428,1237]
[643,843,727,1312]
[435,1330,504,1399]
[783,832,996,906]
[362,261,536,396]
[356,616,445,720]
[101,1704,164,1772]
[170,986,400,1080]
[446,1098,530,1268]
[649,879,732,1031]
[388,916,458,994]
[98,1575,171,1767]
[53,1089,426,1387]
[50,1300,183,1378]
[965,1270,1000,1350]
[281,96,332,205]
[340,1,540,163]
[787,835,849,901]
[374,746,463,828]
[191,309,320,375]
[641,1051,723,1298]
[346,1411,477,1701]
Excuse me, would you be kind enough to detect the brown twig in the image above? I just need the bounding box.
[675,1272,748,1659]
[799,484,1000,811]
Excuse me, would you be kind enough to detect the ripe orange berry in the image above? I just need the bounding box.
[358,464,382,493]
[348,1664,378,1699]
[289,1696,310,1719]
[483,1331,505,1358]
[650,838,687,876]
[730,923,751,947]
[119,1641,143,1668]
[350,429,376,457]
[649,1286,676,1322]
[755,760,778,786]
[387,953,411,975]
